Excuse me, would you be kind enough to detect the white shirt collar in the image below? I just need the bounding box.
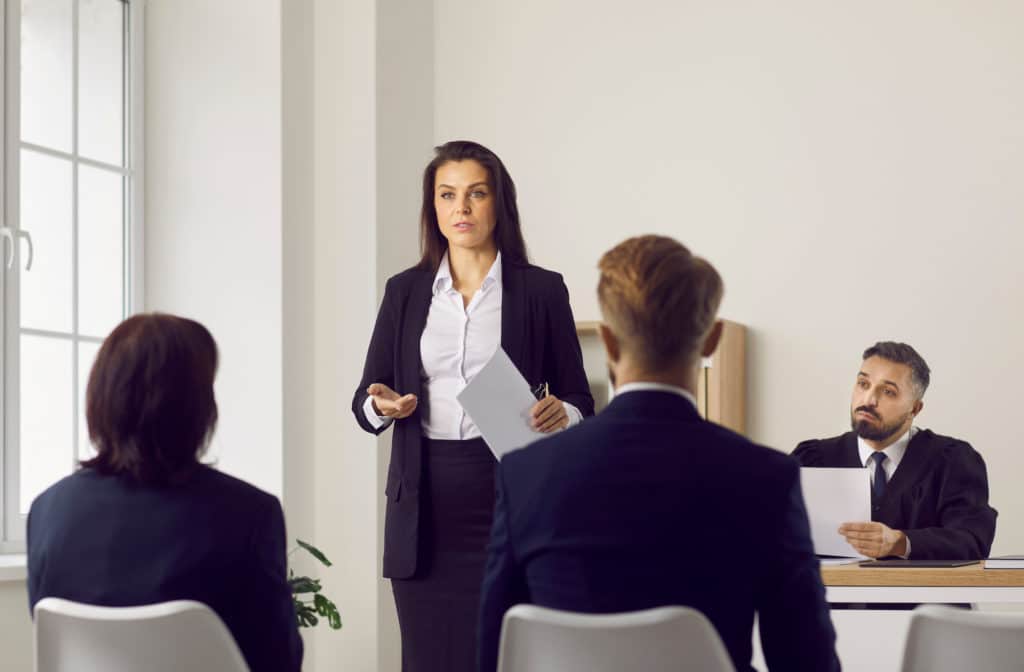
[857,425,917,471]
[613,382,698,410]
[433,251,503,295]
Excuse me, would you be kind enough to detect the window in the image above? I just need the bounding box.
[1,0,142,552]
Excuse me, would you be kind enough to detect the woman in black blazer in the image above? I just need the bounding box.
[353,140,594,672]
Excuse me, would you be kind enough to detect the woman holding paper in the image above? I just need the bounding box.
[352,140,594,672]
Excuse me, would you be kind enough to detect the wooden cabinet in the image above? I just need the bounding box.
[574,320,746,435]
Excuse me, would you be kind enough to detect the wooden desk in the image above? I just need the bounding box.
[821,563,1024,604]
[751,565,1024,670]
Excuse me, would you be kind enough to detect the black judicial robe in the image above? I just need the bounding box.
[793,429,997,560]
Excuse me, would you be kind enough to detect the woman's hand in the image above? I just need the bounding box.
[367,383,418,419]
[529,395,569,433]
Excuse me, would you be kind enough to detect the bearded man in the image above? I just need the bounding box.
[793,342,997,560]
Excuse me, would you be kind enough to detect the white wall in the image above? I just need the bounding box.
[433,0,1024,553]
[310,0,384,669]
[145,0,284,497]
[375,1,435,669]
[281,0,318,665]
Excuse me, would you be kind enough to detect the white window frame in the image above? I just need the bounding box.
[0,0,145,553]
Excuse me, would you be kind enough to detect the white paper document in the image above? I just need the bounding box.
[456,347,544,460]
[799,467,871,559]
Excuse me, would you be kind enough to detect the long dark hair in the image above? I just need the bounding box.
[81,313,219,484]
[417,140,529,271]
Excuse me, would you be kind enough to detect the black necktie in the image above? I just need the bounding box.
[870,452,888,504]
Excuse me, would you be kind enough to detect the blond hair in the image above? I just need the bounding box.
[597,236,724,370]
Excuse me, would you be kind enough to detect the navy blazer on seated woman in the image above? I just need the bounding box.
[26,314,302,672]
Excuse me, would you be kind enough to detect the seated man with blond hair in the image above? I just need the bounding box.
[477,236,839,672]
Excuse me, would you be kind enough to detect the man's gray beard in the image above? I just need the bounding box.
[851,413,910,443]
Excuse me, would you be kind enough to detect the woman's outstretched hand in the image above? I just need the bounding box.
[367,383,418,419]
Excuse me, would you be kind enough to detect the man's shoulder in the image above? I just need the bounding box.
[911,429,984,462]
[792,432,853,465]
[709,424,801,484]
[502,414,794,478]
[501,420,592,472]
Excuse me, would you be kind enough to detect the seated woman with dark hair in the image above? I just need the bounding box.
[26,313,302,672]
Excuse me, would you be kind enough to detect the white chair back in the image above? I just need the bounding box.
[34,597,249,672]
[497,604,735,672]
[901,605,1024,672]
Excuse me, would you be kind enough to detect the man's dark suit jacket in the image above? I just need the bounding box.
[793,429,997,559]
[27,467,303,672]
[352,259,595,579]
[478,390,839,672]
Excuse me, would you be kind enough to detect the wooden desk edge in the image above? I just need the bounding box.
[821,563,1024,587]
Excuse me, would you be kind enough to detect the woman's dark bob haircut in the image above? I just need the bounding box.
[81,313,219,484]
[417,140,529,271]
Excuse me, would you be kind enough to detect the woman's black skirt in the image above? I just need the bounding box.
[391,436,497,672]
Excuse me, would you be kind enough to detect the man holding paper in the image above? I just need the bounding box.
[478,236,838,672]
[793,342,997,560]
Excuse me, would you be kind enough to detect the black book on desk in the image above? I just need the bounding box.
[984,556,1024,569]
[858,559,980,568]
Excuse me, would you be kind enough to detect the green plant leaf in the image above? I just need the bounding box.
[314,592,343,630]
[289,576,322,594]
[297,539,333,567]
[313,592,332,615]
[290,538,340,630]
[295,599,321,629]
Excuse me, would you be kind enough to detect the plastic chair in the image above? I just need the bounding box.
[901,604,1024,672]
[34,598,249,672]
[497,604,736,672]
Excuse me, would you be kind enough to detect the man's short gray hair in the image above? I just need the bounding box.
[862,341,931,398]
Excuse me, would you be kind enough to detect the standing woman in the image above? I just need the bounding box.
[353,140,594,671]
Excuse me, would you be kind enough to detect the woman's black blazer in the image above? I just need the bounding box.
[352,259,595,578]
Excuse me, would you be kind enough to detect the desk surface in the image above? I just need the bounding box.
[821,563,1024,587]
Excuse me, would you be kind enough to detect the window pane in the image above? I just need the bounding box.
[20,334,74,513]
[77,341,101,460]
[20,149,73,333]
[78,166,124,338]
[21,0,73,152]
[79,0,125,165]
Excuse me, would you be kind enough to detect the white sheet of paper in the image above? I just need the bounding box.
[800,467,871,558]
[456,347,544,459]
[818,557,862,566]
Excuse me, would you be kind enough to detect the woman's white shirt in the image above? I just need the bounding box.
[363,252,582,438]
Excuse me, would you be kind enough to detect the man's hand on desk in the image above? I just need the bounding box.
[838,521,908,559]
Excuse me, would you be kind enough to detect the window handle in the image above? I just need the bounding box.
[0,227,12,269]
[0,227,33,271]
[16,229,33,271]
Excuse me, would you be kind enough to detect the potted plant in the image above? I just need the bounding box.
[290,539,342,629]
